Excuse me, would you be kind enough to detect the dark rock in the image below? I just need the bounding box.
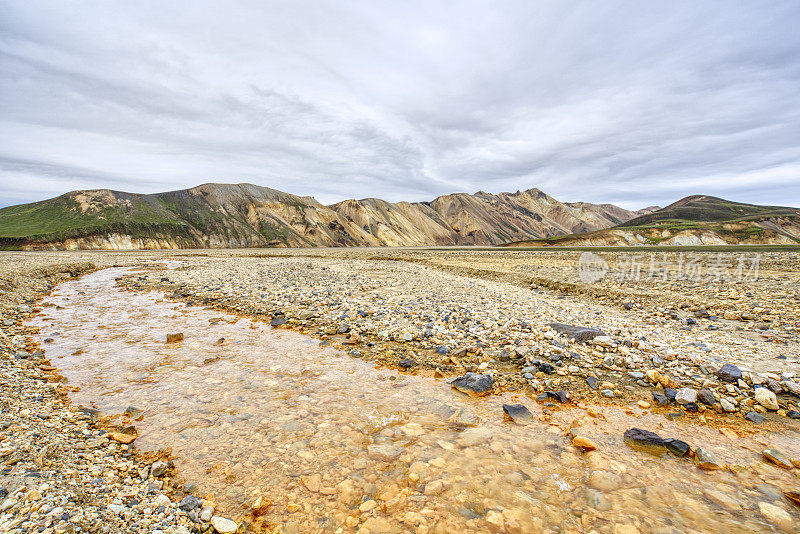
[683,402,699,412]
[787,410,800,420]
[179,495,202,511]
[664,388,677,403]
[716,363,742,383]
[547,323,605,343]
[270,316,286,327]
[697,389,716,406]
[537,362,555,374]
[651,392,669,406]
[586,377,598,390]
[502,404,533,425]
[450,373,493,396]
[664,438,690,457]
[435,345,449,355]
[398,358,415,370]
[623,428,668,455]
[543,390,569,403]
[745,411,766,424]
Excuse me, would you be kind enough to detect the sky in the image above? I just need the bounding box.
[1,1,800,209]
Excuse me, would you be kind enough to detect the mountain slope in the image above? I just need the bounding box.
[505,195,800,247]
[0,183,639,250]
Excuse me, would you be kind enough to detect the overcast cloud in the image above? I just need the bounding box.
[1,0,799,209]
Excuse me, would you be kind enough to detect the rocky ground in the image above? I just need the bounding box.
[1,247,799,533]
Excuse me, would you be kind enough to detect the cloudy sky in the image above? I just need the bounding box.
[1,1,799,209]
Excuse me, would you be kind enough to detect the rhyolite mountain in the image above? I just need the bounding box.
[506,195,800,246]
[0,183,641,249]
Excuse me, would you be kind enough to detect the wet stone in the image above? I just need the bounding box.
[745,411,766,424]
[762,448,793,469]
[664,438,690,457]
[694,448,723,470]
[651,392,669,406]
[502,403,533,425]
[450,372,493,396]
[623,428,667,455]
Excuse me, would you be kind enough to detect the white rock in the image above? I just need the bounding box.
[211,516,238,534]
[675,387,697,405]
[755,387,779,410]
[593,336,614,347]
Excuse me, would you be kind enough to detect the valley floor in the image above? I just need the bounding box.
[1,248,799,533]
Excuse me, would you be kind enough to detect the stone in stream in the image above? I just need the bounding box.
[787,410,800,420]
[716,363,742,383]
[755,387,779,411]
[762,448,794,469]
[367,442,403,461]
[502,404,532,425]
[211,516,238,534]
[694,448,723,470]
[123,405,142,417]
[572,436,597,451]
[757,502,794,531]
[745,411,766,424]
[165,332,184,343]
[449,372,493,396]
[623,428,668,455]
[663,438,690,457]
[547,323,605,343]
[457,427,492,447]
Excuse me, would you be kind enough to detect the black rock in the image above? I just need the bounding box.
[664,438,690,457]
[686,317,697,325]
[786,410,800,420]
[450,372,494,396]
[502,403,533,424]
[683,402,699,412]
[547,323,606,343]
[270,316,287,326]
[745,411,766,424]
[544,390,569,403]
[652,392,669,406]
[586,377,598,390]
[697,389,716,406]
[623,428,667,455]
[398,358,415,370]
[716,363,742,383]
[664,388,677,403]
[538,362,555,374]
[179,495,202,511]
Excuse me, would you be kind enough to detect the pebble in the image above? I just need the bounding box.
[755,387,779,410]
[210,516,238,533]
[762,449,794,469]
[572,436,597,451]
[693,448,723,470]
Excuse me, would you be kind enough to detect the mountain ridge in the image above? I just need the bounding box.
[0,182,640,249]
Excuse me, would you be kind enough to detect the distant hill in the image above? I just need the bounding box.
[0,183,639,250]
[504,195,800,247]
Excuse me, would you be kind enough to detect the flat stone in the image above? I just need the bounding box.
[457,427,493,447]
[757,502,793,530]
[694,448,723,470]
[697,389,716,405]
[547,323,605,343]
[651,392,669,406]
[745,411,766,423]
[450,372,493,396]
[165,332,184,343]
[367,443,403,461]
[593,335,615,348]
[703,489,741,511]
[108,432,136,444]
[210,516,238,534]
[178,495,202,511]
[502,404,532,425]
[572,436,597,451]
[762,448,793,469]
[664,438,690,457]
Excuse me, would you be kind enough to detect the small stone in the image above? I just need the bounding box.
[166,332,184,343]
[638,400,650,409]
[755,387,779,411]
[572,436,597,451]
[108,432,136,444]
[663,438,690,457]
[457,427,492,447]
[694,448,723,470]
[675,388,697,405]
[787,410,800,419]
[762,448,793,469]
[150,460,168,478]
[717,363,742,383]
[502,404,533,425]
[697,389,716,405]
[210,516,238,533]
[179,495,202,511]
[745,411,766,424]
[623,428,667,455]
[359,499,378,512]
[720,398,736,412]
[652,392,669,406]
[547,323,605,343]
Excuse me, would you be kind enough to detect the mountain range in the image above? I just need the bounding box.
[0,183,647,250]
